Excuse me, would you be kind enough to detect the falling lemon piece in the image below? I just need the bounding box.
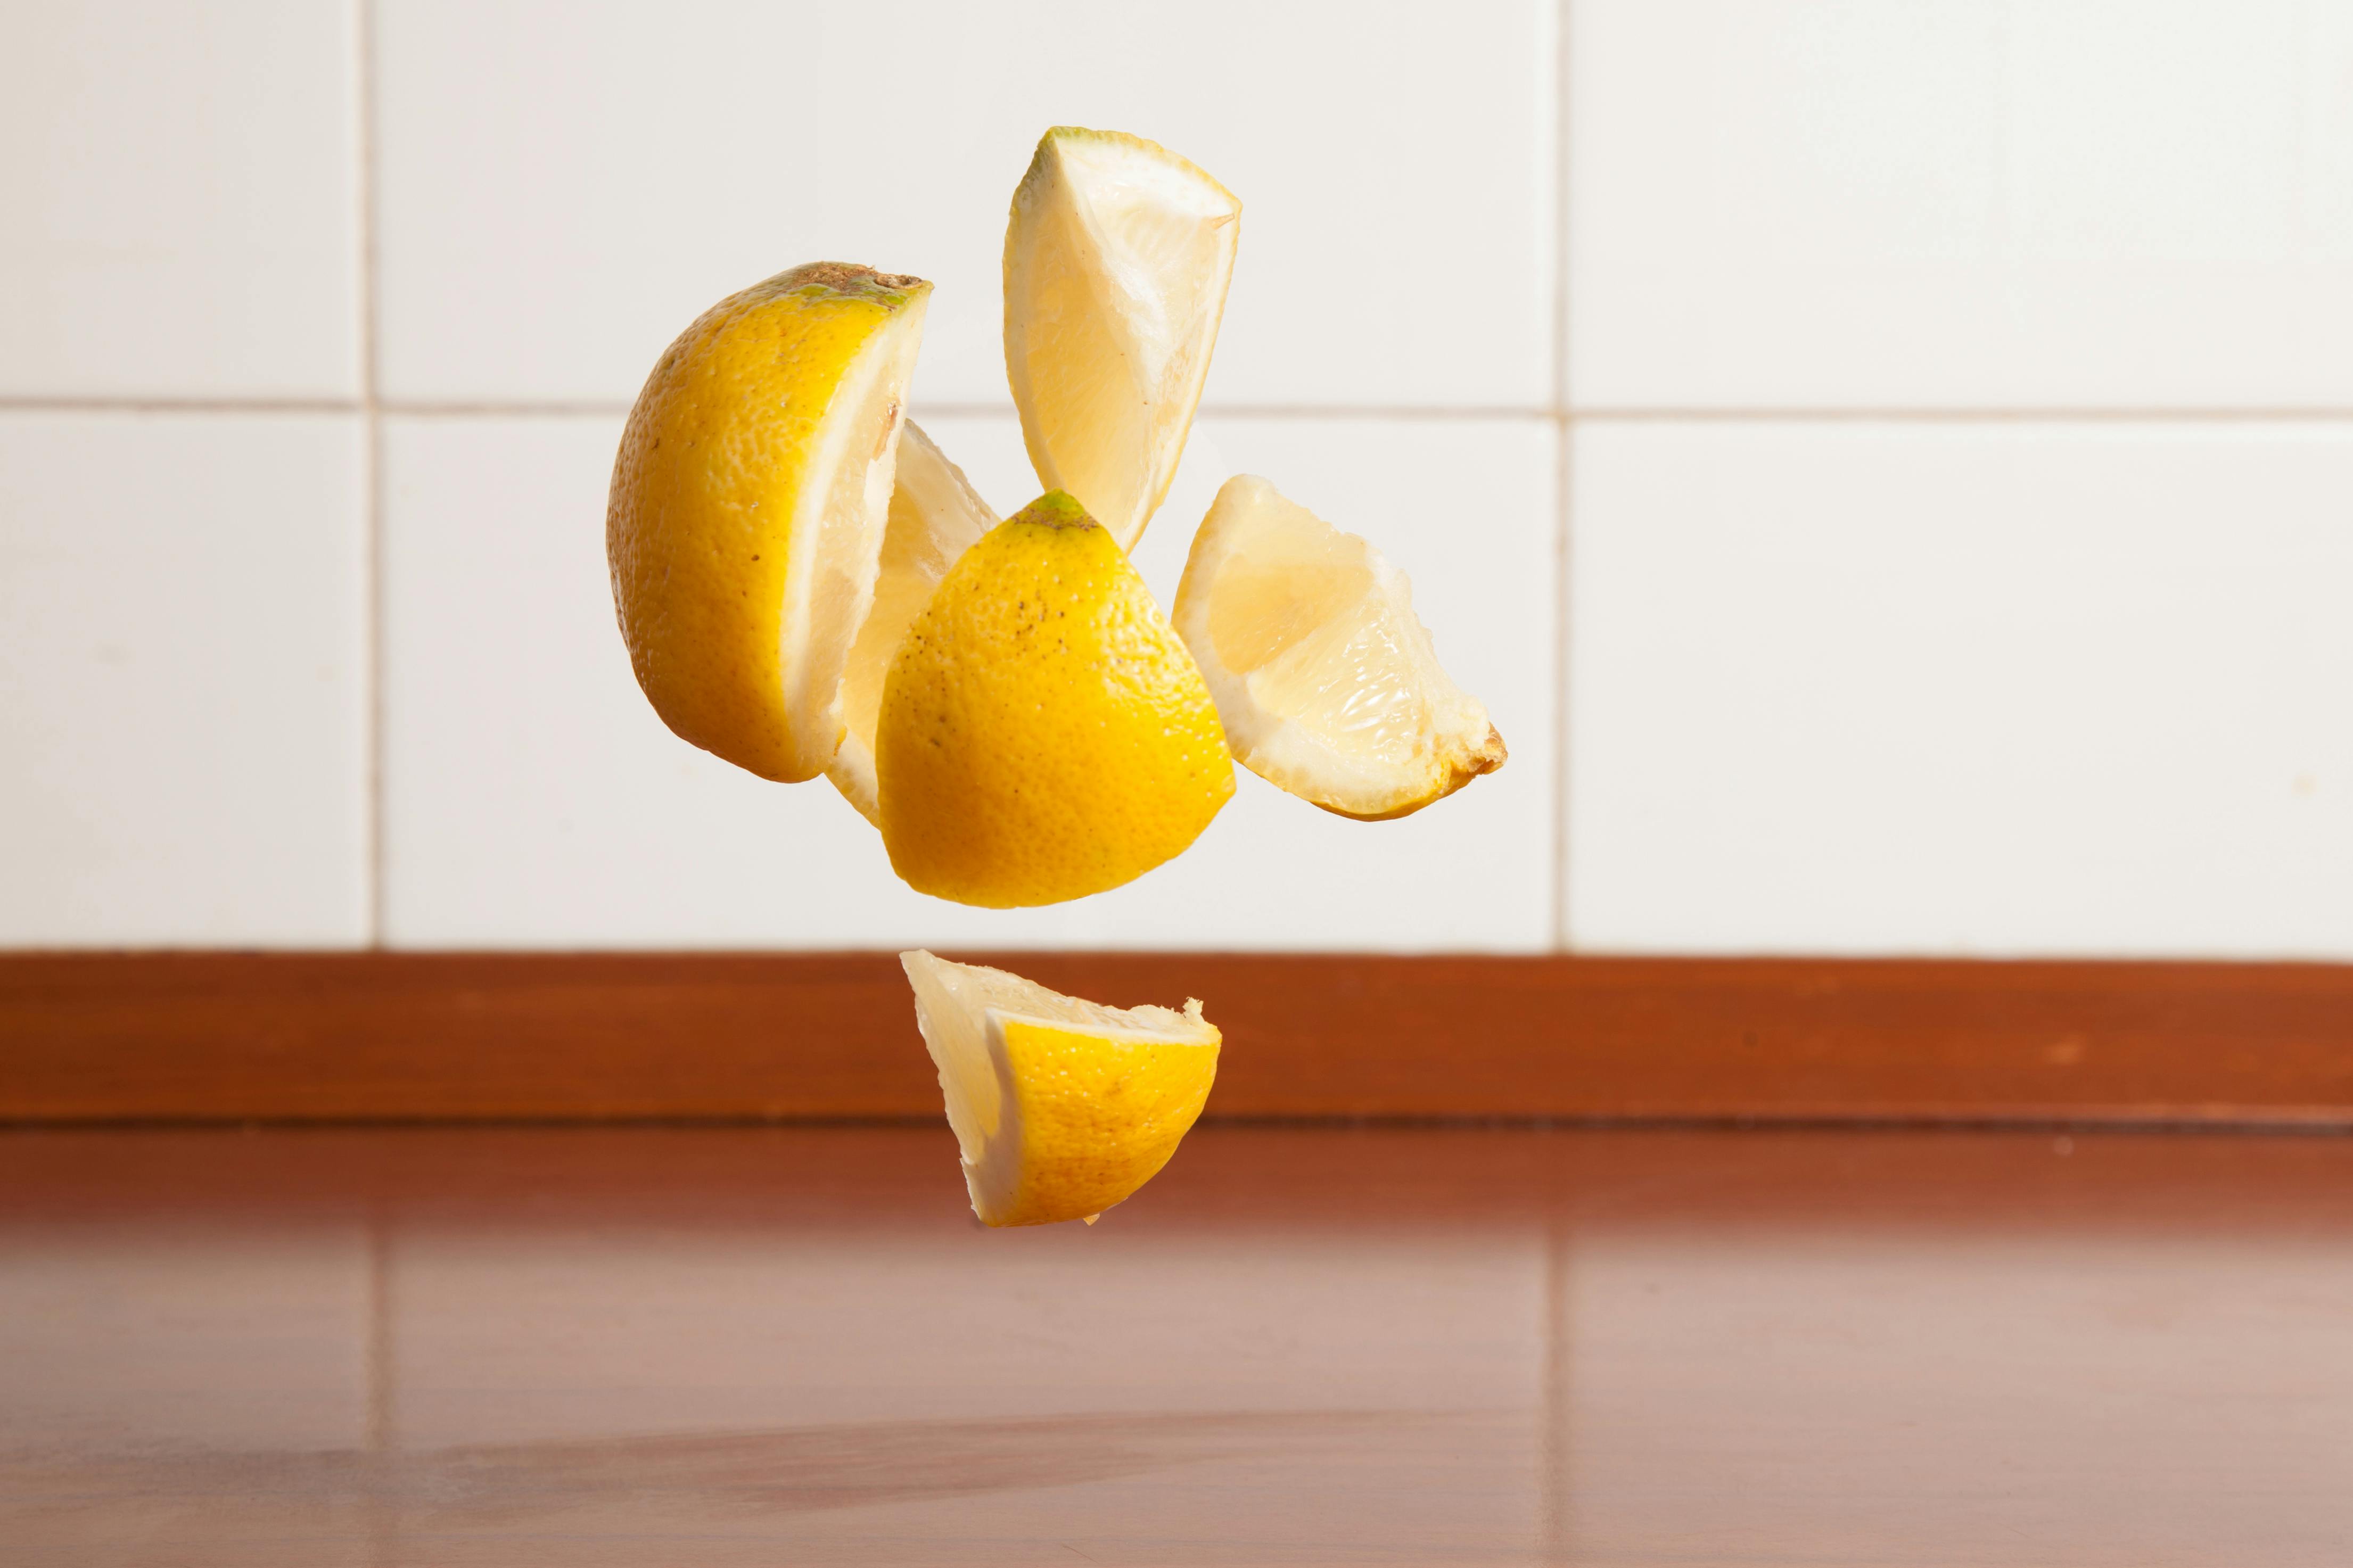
[902,950,1220,1227]
[827,422,998,824]
[1173,475,1505,820]
[877,490,1234,907]
[608,262,929,781]
[1004,126,1240,552]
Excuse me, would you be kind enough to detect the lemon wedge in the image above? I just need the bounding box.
[827,422,997,824]
[878,491,1234,907]
[608,262,929,781]
[1003,126,1240,552]
[1173,475,1506,820]
[901,950,1220,1227]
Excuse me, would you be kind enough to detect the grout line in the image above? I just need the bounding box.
[0,396,362,415]
[383,399,634,419]
[1551,0,1572,420]
[1191,404,1561,421]
[1550,0,1575,955]
[358,0,386,950]
[1568,406,2353,423]
[19,394,2353,425]
[1552,411,1574,954]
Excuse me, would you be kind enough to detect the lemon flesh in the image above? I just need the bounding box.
[608,262,929,782]
[877,491,1234,907]
[901,950,1220,1227]
[1004,126,1240,552]
[827,422,997,824]
[1174,475,1505,821]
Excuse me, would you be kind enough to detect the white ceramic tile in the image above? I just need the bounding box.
[1569,0,2353,408]
[382,414,1551,950]
[374,0,1553,410]
[0,415,368,946]
[1566,421,2353,956]
[0,1,360,399]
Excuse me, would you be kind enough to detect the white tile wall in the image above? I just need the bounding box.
[1568,422,2353,956]
[1570,0,2353,410]
[0,415,368,946]
[381,414,1551,951]
[9,0,2353,958]
[0,1,361,399]
[373,0,1556,410]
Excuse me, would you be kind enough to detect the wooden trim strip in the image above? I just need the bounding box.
[4,952,2351,1125]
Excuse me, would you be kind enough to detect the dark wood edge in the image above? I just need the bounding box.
[5,951,2351,1126]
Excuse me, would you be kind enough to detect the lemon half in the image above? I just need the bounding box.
[902,950,1220,1227]
[1174,475,1505,820]
[608,262,929,782]
[1004,127,1240,552]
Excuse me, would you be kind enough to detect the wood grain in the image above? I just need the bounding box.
[7,951,2353,1124]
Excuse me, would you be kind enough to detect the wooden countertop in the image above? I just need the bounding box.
[5,1123,2350,1565]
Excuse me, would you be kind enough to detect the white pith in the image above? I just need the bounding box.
[900,950,1214,1223]
[827,422,997,823]
[1173,475,1498,819]
[776,294,929,780]
[1005,128,1239,552]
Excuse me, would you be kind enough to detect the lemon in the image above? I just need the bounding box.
[1003,126,1240,552]
[826,422,997,824]
[608,262,930,782]
[901,950,1220,1227]
[877,491,1234,907]
[1174,475,1507,820]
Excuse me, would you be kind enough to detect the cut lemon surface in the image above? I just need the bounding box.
[608,262,929,782]
[1004,126,1239,552]
[877,491,1233,907]
[901,950,1220,1227]
[1174,475,1505,820]
[827,422,997,824]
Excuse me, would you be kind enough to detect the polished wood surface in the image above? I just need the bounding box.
[4,1123,2350,1564]
[9,951,2353,1123]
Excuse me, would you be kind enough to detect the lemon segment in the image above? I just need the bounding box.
[1004,127,1240,552]
[877,491,1235,907]
[608,262,929,782]
[902,950,1220,1227]
[827,422,998,824]
[1174,475,1506,820]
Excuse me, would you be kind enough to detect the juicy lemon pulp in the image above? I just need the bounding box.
[902,950,1220,1227]
[1005,126,1240,552]
[1175,475,1505,820]
[828,422,997,824]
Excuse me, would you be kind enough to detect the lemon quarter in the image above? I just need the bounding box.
[1174,475,1505,820]
[826,421,997,824]
[1004,127,1240,552]
[877,491,1234,907]
[902,950,1220,1227]
[608,262,929,781]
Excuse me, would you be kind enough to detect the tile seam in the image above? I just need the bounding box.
[358,0,386,951]
[1551,0,1575,956]
[18,398,2353,424]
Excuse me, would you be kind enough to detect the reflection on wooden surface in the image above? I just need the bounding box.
[3,1125,2350,1565]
